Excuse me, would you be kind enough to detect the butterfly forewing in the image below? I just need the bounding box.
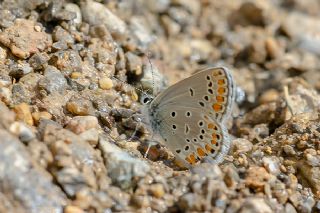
[151,67,235,123]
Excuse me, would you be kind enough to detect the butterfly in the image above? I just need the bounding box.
[140,67,236,168]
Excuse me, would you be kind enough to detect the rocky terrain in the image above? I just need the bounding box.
[0,0,319,212]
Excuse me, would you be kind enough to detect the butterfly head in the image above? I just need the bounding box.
[140,92,154,106]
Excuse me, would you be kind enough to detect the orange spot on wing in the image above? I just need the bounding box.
[207,123,215,129]
[185,156,193,164]
[211,134,218,145]
[205,144,213,152]
[208,123,219,130]
[217,79,225,85]
[218,87,226,94]
[197,147,207,157]
[212,104,222,112]
[212,133,218,140]
[213,70,223,76]
[216,95,224,102]
[189,153,196,164]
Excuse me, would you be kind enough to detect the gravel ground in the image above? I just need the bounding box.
[0,0,319,213]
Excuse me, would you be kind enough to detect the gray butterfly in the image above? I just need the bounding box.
[140,67,235,167]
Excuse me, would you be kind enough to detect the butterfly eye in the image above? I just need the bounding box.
[143,97,150,104]
[140,94,153,105]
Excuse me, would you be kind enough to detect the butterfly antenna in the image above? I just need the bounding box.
[147,51,156,96]
[128,114,143,141]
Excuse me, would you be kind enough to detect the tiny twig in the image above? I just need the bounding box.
[283,85,294,117]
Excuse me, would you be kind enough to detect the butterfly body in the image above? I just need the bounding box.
[141,67,235,167]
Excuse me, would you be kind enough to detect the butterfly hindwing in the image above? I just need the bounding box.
[157,107,230,166]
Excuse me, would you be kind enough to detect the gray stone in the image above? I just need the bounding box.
[285,203,297,213]
[64,3,82,25]
[52,26,74,44]
[28,52,50,70]
[42,124,108,197]
[9,61,33,78]
[99,136,150,189]
[79,128,99,146]
[38,66,67,94]
[128,17,155,50]
[232,138,253,154]
[263,157,280,175]
[0,101,15,129]
[239,198,273,213]
[81,0,127,38]
[66,115,99,134]
[0,129,66,213]
[146,0,170,13]
[9,122,35,143]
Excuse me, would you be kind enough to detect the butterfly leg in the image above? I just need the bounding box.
[127,116,142,141]
[144,141,152,158]
[143,136,160,158]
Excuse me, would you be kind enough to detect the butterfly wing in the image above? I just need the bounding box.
[151,67,235,123]
[148,67,235,166]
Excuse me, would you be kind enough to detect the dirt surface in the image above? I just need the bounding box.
[0,0,319,213]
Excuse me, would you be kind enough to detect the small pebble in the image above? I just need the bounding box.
[70,72,82,79]
[263,157,280,175]
[130,90,139,102]
[283,145,296,156]
[259,89,279,104]
[0,87,12,105]
[79,128,99,146]
[131,195,150,208]
[64,205,84,213]
[245,166,271,191]
[9,121,35,142]
[285,203,297,213]
[81,0,127,38]
[265,37,283,59]
[13,103,34,126]
[232,138,253,154]
[34,25,41,32]
[66,116,99,134]
[32,111,52,125]
[38,66,68,94]
[99,77,113,90]
[65,3,82,25]
[149,184,165,198]
[66,99,94,116]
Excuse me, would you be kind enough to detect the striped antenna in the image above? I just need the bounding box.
[146,51,156,96]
